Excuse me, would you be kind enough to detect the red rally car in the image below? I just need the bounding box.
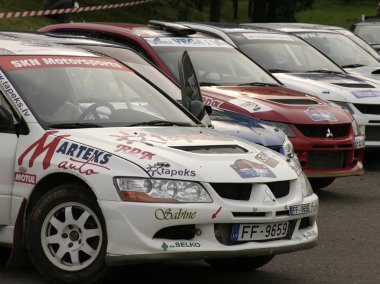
[39,21,365,190]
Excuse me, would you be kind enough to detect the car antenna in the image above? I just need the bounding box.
[73,1,85,22]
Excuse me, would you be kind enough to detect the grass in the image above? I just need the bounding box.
[0,0,377,31]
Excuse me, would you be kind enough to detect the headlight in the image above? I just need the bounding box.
[299,172,314,197]
[329,100,354,114]
[267,121,296,138]
[114,177,212,203]
[282,135,294,158]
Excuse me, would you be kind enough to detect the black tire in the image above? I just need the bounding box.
[206,255,275,271]
[309,177,335,190]
[26,183,108,284]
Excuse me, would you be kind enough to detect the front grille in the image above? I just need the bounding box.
[296,124,350,138]
[332,83,374,88]
[171,145,248,154]
[354,104,380,115]
[214,220,297,245]
[211,183,252,200]
[268,99,318,105]
[365,126,380,141]
[267,181,290,198]
[308,151,346,170]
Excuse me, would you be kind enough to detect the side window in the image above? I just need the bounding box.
[0,93,16,133]
[0,92,28,134]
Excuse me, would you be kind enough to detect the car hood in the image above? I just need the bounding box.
[210,108,285,147]
[275,72,380,104]
[52,127,298,182]
[201,85,352,125]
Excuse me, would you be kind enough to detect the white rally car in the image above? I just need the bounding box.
[0,35,318,283]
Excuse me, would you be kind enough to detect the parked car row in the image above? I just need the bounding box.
[1,17,379,284]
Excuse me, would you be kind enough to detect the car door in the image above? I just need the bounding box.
[0,93,18,225]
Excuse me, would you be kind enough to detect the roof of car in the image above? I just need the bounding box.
[0,31,107,56]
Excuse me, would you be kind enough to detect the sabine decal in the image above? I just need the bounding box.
[161,241,201,252]
[146,163,196,177]
[14,172,36,185]
[305,107,337,122]
[255,152,279,168]
[155,208,197,220]
[231,159,276,178]
[351,90,380,99]
[115,144,155,160]
[0,71,31,116]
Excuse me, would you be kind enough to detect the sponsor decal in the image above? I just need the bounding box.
[155,208,197,220]
[0,71,31,117]
[229,98,272,113]
[14,172,36,185]
[161,241,201,251]
[242,33,294,41]
[111,130,230,145]
[255,152,279,168]
[146,37,231,48]
[302,230,317,239]
[18,131,111,175]
[146,163,196,177]
[305,107,337,122]
[263,188,276,203]
[351,90,380,99]
[231,159,276,178]
[202,96,224,108]
[3,56,125,71]
[115,144,155,160]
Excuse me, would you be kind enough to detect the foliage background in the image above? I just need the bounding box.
[0,0,377,30]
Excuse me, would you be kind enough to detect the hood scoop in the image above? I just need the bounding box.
[331,83,374,88]
[269,99,318,105]
[171,145,248,154]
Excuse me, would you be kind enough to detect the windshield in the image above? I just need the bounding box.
[229,32,344,73]
[295,32,380,67]
[4,55,196,128]
[145,37,280,86]
[355,25,380,45]
[339,30,380,60]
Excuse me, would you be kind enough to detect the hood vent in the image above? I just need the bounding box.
[269,99,318,105]
[331,83,374,88]
[171,145,248,154]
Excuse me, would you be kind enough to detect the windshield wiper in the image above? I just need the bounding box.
[341,64,366,68]
[238,82,280,87]
[128,120,193,127]
[268,69,291,73]
[306,69,343,74]
[47,122,102,129]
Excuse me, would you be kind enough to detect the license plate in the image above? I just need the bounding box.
[231,222,288,241]
[289,204,311,216]
[354,135,365,149]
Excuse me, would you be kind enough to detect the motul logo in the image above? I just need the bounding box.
[15,172,36,185]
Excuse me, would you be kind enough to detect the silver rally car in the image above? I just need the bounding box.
[0,34,318,283]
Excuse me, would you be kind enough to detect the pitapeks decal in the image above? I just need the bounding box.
[14,172,36,185]
[0,71,31,117]
[351,90,380,99]
[2,55,127,71]
[146,163,196,177]
[305,107,337,122]
[161,241,201,251]
[229,98,272,113]
[255,152,279,168]
[155,208,197,220]
[18,131,111,175]
[231,159,276,178]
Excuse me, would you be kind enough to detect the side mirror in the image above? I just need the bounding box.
[190,100,206,121]
[0,106,14,130]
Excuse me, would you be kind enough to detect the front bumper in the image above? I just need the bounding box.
[99,179,319,265]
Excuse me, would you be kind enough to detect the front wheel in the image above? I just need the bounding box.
[26,183,108,284]
[206,255,275,271]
